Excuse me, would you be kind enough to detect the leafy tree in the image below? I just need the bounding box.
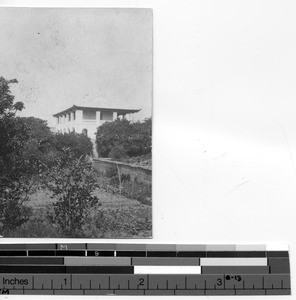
[95,118,131,158]
[53,132,93,159]
[44,151,99,237]
[126,118,152,157]
[0,77,26,164]
[21,117,53,149]
[95,118,152,159]
[0,77,32,232]
[20,117,57,174]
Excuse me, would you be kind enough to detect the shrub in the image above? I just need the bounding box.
[44,152,99,237]
[53,132,93,158]
[82,204,152,238]
[5,206,62,238]
[96,166,151,206]
[0,77,35,232]
[96,118,151,159]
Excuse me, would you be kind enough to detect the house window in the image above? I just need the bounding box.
[83,110,96,120]
[82,128,88,136]
[100,111,113,121]
[73,111,76,120]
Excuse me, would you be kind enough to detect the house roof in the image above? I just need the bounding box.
[53,105,141,117]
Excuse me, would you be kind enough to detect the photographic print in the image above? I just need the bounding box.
[0,8,152,238]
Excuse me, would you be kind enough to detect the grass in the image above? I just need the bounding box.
[5,186,152,238]
[95,166,152,206]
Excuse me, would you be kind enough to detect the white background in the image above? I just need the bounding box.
[0,0,296,299]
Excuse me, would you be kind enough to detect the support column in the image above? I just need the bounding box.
[113,111,118,121]
[71,112,74,123]
[96,111,101,127]
[75,110,83,133]
[76,110,83,121]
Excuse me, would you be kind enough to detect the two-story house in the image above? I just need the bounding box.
[53,105,140,141]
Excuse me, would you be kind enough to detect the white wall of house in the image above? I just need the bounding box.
[55,109,126,140]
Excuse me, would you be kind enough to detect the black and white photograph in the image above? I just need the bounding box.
[0,8,152,238]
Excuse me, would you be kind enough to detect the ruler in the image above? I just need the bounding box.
[0,243,291,296]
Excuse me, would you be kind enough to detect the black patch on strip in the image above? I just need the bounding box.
[267,251,289,257]
[27,244,56,250]
[206,251,236,257]
[87,251,115,256]
[0,244,27,249]
[268,258,290,273]
[28,250,56,256]
[147,251,176,257]
[116,251,146,257]
[0,251,27,256]
[0,257,64,264]
[56,250,85,256]
[177,251,207,257]
[65,266,134,274]
[0,265,66,273]
[236,251,267,257]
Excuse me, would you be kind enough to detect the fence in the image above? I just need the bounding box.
[92,158,152,184]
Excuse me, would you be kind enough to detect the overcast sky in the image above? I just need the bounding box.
[0,8,152,126]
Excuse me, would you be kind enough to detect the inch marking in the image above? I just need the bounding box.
[0,273,290,295]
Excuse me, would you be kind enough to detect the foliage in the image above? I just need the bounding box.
[0,77,32,232]
[44,151,99,237]
[0,77,27,164]
[0,77,24,117]
[96,166,152,206]
[127,118,152,157]
[21,117,53,153]
[53,132,93,158]
[96,118,152,159]
[19,117,57,174]
[7,192,152,238]
[3,205,62,238]
[0,183,33,232]
[82,204,152,238]
[0,75,94,234]
[0,75,150,237]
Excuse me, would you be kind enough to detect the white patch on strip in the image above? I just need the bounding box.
[200,258,267,266]
[235,245,266,251]
[266,244,289,251]
[134,266,201,274]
